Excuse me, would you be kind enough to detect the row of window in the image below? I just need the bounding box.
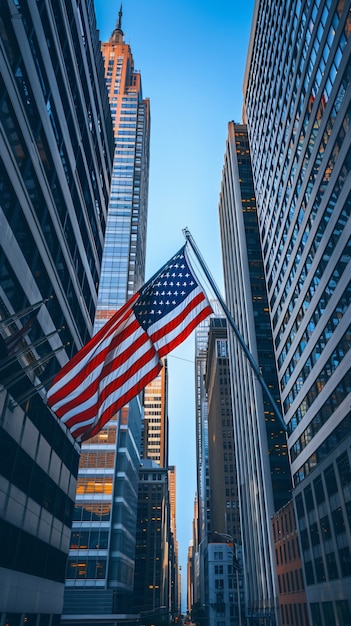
[66,558,106,579]
[280,601,309,626]
[278,568,305,594]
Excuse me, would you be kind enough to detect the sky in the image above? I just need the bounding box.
[94,0,255,610]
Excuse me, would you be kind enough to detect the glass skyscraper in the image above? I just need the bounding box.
[0,0,113,622]
[63,8,150,621]
[244,1,351,622]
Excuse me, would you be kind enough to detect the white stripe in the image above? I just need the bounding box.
[47,306,135,399]
[69,352,160,436]
[148,289,208,349]
[59,332,154,422]
[50,316,143,412]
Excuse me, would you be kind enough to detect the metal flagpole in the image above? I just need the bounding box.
[0,328,64,373]
[0,296,53,329]
[183,228,287,433]
[1,344,68,389]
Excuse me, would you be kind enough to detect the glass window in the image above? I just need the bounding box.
[322,602,335,624]
[339,547,351,577]
[313,474,325,504]
[320,515,332,541]
[332,507,345,535]
[324,465,338,496]
[336,600,351,625]
[304,561,314,585]
[336,451,351,486]
[304,485,314,511]
[314,557,326,583]
[310,603,322,626]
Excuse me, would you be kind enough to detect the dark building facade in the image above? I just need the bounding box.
[219,122,291,621]
[205,317,243,626]
[134,461,170,624]
[244,0,351,621]
[0,0,113,621]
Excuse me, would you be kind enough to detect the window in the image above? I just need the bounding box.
[313,474,325,504]
[336,451,351,486]
[326,551,338,580]
[324,465,338,496]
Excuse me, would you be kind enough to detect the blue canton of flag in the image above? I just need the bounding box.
[134,248,198,329]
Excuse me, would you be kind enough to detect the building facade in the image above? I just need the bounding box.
[63,8,150,621]
[218,122,292,623]
[205,318,243,626]
[244,0,351,622]
[134,461,170,624]
[0,0,113,622]
[272,501,309,626]
[205,318,241,546]
[142,359,169,468]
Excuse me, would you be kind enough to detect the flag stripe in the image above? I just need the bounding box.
[78,360,162,442]
[67,349,160,435]
[51,316,145,416]
[47,295,137,396]
[46,244,212,442]
[61,329,157,425]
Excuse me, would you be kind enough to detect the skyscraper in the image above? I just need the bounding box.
[63,8,150,621]
[142,359,169,467]
[205,317,243,626]
[244,0,351,621]
[0,0,113,621]
[218,122,291,621]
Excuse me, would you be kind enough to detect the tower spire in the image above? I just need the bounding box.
[117,4,123,31]
[111,4,124,44]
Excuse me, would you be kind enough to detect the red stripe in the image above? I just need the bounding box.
[56,323,150,421]
[78,361,162,442]
[158,306,212,357]
[62,337,157,428]
[98,344,158,406]
[149,291,207,344]
[48,295,138,391]
[48,313,140,407]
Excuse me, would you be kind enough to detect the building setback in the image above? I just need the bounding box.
[244,0,351,622]
[0,0,113,622]
[218,122,291,622]
[62,8,150,622]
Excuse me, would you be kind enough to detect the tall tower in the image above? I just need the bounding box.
[218,122,291,621]
[0,0,113,621]
[244,0,351,621]
[95,5,150,325]
[205,317,243,626]
[142,358,169,467]
[63,8,150,621]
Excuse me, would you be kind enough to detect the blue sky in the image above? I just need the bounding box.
[94,0,255,610]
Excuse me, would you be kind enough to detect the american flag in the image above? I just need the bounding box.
[47,244,212,442]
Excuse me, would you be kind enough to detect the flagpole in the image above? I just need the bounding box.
[1,344,68,389]
[0,328,64,373]
[183,228,287,433]
[0,296,53,329]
